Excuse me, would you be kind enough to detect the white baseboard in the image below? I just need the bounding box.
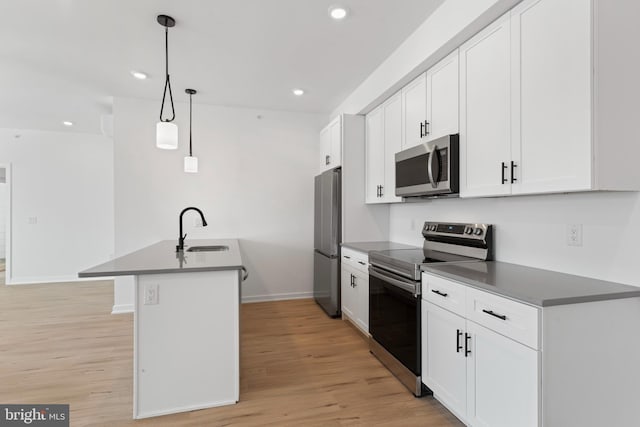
[241,291,313,304]
[6,275,114,285]
[134,399,237,419]
[112,304,134,314]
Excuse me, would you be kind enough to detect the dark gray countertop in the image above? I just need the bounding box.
[79,239,243,278]
[342,241,419,254]
[422,261,640,307]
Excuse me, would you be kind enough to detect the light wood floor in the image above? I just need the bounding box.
[0,278,462,426]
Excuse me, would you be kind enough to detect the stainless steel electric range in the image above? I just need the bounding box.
[368,221,493,396]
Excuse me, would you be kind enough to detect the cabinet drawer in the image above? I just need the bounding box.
[465,287,539,349]
[341,247,369,274]
[422,273,467,317]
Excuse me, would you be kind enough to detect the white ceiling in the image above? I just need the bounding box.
[0,0,444,134]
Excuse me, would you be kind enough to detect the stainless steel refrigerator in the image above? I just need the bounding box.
[313,167,341,317]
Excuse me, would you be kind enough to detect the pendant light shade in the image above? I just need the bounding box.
[184,88,198,173]
[156,14,178,150]
[184,156,198,173]
[157,121,178,150]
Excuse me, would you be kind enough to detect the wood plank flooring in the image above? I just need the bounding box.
[0,277,462,426]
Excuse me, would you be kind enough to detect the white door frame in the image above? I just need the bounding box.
[1,163,11,284]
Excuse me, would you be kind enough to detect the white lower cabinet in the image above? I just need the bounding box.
[465,320,538,427]
[341,265,357,320]
[422,302,467,420]
[341,248,369,334]
[422,273,539,427]
[423,272,640,426]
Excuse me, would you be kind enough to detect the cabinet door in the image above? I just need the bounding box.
[510,0,591,195]
[319,126,331,173]
[354,270,369,333]
[459,13,512,198]
[382,92,403,203]
[426,49,459,142]
[401,73,427,150]
[340,266,356,320]
[329,116,342,169]
[466,321,539,427]
[365,106,386,204]
[422,302,468,421]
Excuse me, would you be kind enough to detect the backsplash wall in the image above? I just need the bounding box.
[389,191,640,287]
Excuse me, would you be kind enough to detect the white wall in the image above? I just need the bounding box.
[112,97,323,311]
[331,0,520,117]
[0,129,114,284]
[390,192,640,287]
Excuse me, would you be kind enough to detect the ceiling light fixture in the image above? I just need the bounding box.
[293,88,305,96]
[328,6,348,20]
[156,14,178,150]
[63,121,73,126]
[131,71,148,80]
[184,89,198,173]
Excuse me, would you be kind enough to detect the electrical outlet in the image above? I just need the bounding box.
[194,218,203,227]
[567,224,583,247]
[27,216,37,225]
[410,219,416,231]
[144,284,159,305]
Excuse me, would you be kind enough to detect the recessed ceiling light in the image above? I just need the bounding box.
[293,89,305,96]
[329,6,348,20]
[131,71,148,80]
[63,121,73,127]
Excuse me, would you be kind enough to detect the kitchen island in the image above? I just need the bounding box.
[79,239,245,419]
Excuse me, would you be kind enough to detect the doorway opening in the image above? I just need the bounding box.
[0,165,9,285]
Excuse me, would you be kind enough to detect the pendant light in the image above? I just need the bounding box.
[156,14,178,150]
[184,89,198,173]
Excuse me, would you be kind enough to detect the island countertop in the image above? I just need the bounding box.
[79,239,244,278]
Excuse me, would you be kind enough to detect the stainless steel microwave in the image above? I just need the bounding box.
[395,134,459,198]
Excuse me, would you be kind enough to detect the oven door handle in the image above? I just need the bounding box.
[369,266,419,296]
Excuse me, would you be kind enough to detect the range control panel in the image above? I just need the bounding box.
[422,222,490,240]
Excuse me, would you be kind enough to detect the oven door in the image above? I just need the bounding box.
[394,134,458,197]
[369,266,421,375]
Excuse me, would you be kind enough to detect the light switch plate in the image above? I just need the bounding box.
[567,224,583,246]
[144,284,159,305]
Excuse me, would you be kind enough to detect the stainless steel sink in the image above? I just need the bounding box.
[186,245,229,252]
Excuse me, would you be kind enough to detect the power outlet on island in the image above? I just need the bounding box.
[144,283,159,305]
[566,224,583,247]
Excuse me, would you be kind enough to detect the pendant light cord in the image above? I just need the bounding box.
[159,26,176,122]
[189,92,193,156]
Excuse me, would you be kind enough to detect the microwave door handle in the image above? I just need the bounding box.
[427,145,440,188]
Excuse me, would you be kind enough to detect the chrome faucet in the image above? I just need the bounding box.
[176,207,208,252]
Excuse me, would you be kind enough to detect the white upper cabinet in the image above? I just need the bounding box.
[365,93,402,204]
[329,117,342,169]
[426,49,459,142]
[460,0,640,198]
[510,0,591,195]
[401,51,460,150]
[365,106,385,203]
[401,73,427,150]
[319,116,342,173]
[382,92,403,203]
[459,13,512,198]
